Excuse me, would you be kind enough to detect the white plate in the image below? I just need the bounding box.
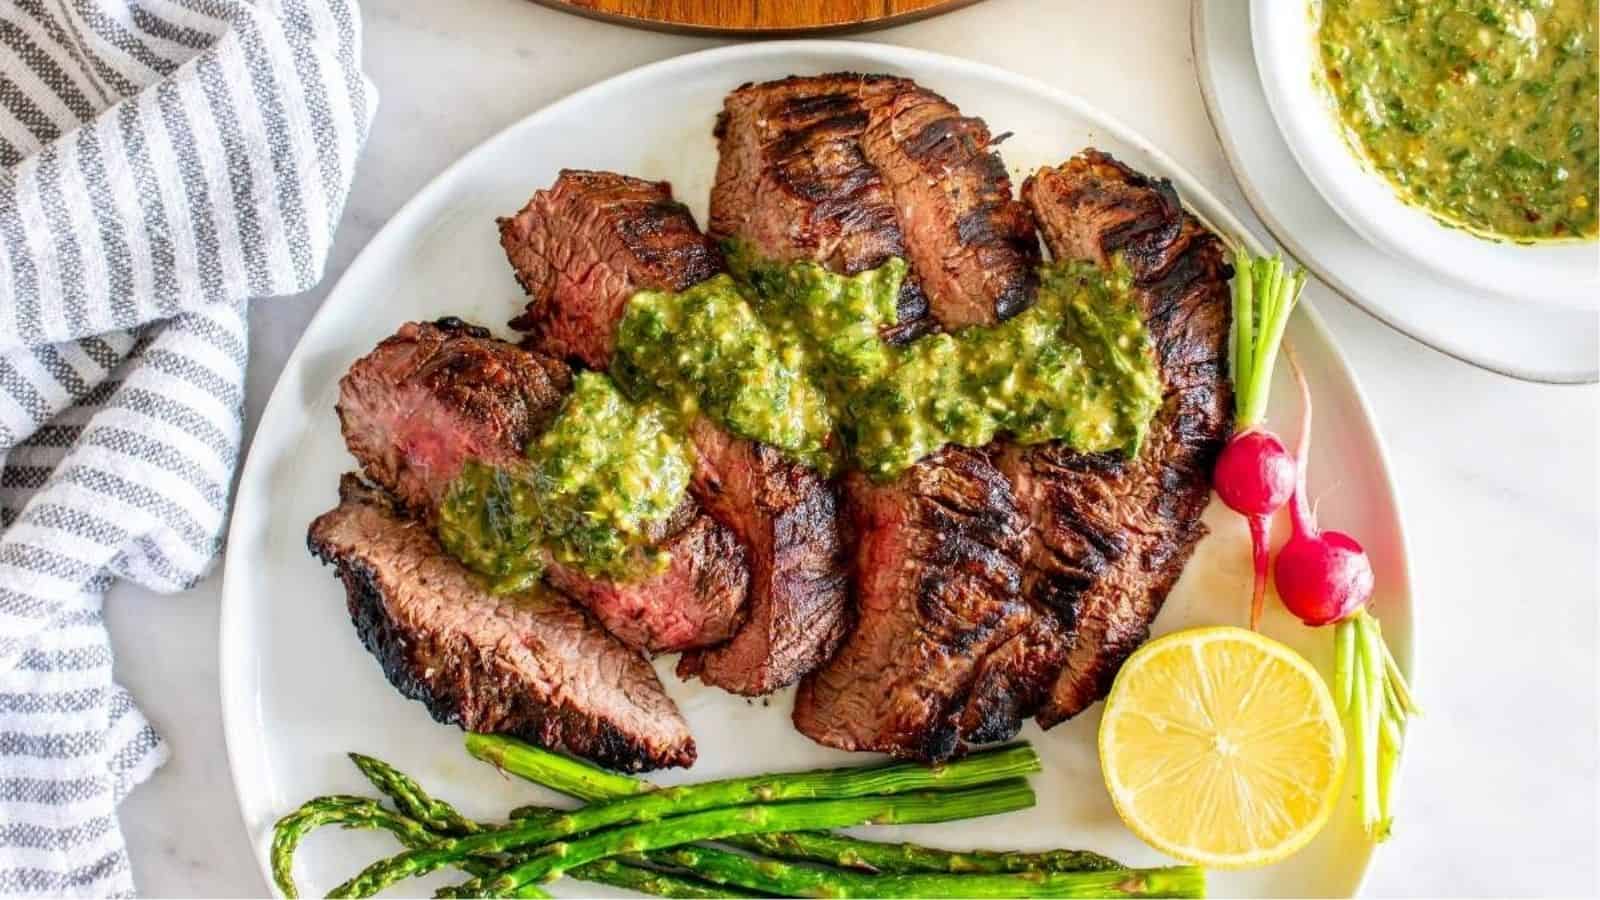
[1251,0,1599,309]
[1195,0,1598,384]
[220,41,1414,898]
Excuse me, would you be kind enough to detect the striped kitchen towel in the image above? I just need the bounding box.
[0,1,374,895]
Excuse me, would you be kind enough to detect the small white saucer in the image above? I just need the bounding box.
[1192,0,1598,384]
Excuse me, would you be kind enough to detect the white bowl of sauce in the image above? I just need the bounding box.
[1252,0,1598,309]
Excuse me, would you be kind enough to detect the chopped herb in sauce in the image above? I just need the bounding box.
[613,274,839,475]
[1319,0,1598,240]
[435,372,691,591]
[614,243,1163,482]
[844,258,1162,478]
[438,251,1164,584]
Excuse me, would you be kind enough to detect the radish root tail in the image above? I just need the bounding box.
[1248,514,1270,630]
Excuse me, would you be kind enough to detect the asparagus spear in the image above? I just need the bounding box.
[273,769,742,898]
[272,796,437,898]
[331,748,1039,898]
[467,731,651,801]
[348,754,713,893]
[448,781,1037,898]
[732,831,1121,875]
[475,733,1119,876]
[349,752,481,836]
[653,844,1206,898]
[567,859,763,899]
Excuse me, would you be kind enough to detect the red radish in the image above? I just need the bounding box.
[1269,348,1415,843]
[1273,353,1374,626]
[1212,248,1305,628]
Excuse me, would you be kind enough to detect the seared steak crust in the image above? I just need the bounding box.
[1020,150,1233,727]
[500,172,850,694]
[337,319,748,655]
[501,170,723,368]
[308,475,696,771]
[857,78,1039,329]
[792,446,1028,761]
[713,73,1038,334]
[337,318,571,514]
[711,75,933,342]
[676,418,850,696]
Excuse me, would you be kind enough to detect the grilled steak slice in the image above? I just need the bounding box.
[712,73,1038,333]
[308,474,696,771]
[337,319,748,655]
[712,82,1038,750]
[544,513,748,653]
[338,318,570,515]
[675,418,850,696]
[501,173,850,694]
[711,75,933,342]
[1019,150,1233,727]
[856,77,1039,329]
[500,170,723,369]
[792,446,1029,761]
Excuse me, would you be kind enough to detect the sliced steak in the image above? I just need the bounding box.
[712,82,1039,752]
[711,75,932,342]
[712,73,1039,333]
[337,317,570,515]
[501,173,850,694]
[856,77,1039,329]
[676,418,850,696]
[337,318,748,655]
[308,474,695,771]
[1018,150,1233,727]
[544,513,748,653]
[792,446,1029,761]
[500,170,723,369]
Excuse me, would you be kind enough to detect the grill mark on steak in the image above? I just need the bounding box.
[500,170,723,369]
[308,474,696,771]
[675,418,851,696]
[711,75,933,343]
[792,446,1028,762]
[713,79,1042,756]
[856,78,1040,329]
[1018,150,1233,727]
[337,318,748,655]
[500,172,850,695]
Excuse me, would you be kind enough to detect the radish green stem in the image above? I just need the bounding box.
[1337,609,1414,841]
[1346,620,1371,828]
[1232,254,1305,430]
[1360,616,1383,834]
[1334,617,1355,710]
[1231,247,1254,398]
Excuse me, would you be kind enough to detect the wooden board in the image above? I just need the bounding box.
[531,0,984,34]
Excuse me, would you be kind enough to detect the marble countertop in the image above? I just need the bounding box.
[107,0,1597,895]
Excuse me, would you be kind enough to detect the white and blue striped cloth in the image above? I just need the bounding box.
[0,1,374,894]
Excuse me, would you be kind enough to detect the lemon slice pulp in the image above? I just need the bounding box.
[1098,625,1345,869]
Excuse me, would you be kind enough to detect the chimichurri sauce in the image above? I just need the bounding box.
[1319,0,1599,240]
[438,251,1163,584]
[614,243,1163,483]
[612,273,838,475]
[846,259,1162,479]
[435,371,691,591]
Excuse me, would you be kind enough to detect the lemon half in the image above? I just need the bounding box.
[1098,626,1345,869]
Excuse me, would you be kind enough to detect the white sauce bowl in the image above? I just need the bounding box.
[1251,0,1599,309]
